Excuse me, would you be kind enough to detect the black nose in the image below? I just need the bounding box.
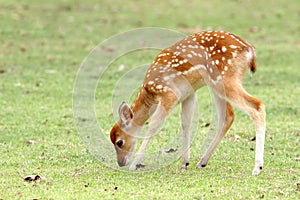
[118,160,126,167]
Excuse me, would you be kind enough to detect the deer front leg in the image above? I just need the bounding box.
[129,104,169,171]
[181,94,196,170]
[196,93,234,169]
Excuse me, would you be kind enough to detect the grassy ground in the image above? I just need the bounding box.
[1,0,299,199]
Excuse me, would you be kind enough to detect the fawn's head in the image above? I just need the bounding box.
[110,101,138,167]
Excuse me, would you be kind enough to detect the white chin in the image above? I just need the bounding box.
[124,152,133,165]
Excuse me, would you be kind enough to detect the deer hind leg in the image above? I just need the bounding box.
[225,86,266,175]
[181,94,196,170]
[129,93,178,171]
[196,92,234,169]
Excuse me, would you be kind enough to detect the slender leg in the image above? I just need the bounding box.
[253,125,266,175]
[228,87,266,175]
[225,86,266,175]
[251,101,266,175]
[196,92,234,168]
[181,94,196,170]
[129,98,176,170]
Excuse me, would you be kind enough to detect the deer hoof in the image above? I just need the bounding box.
[252,166,263,175]
[181,163,189,171]
[196,158,208,169]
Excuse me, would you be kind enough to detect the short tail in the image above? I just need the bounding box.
[248,46,257,73]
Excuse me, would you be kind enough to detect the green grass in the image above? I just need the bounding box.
[1,0,299,199]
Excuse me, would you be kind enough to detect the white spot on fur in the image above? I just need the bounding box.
[221,46,227,52]
[148,81,154,85]
[232,51,237,57]
[170,74,176,78]
[163,86,169,92]
[191,50,197,56]
[156,85,163,89]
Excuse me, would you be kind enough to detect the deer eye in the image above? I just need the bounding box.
[116,140,123,148]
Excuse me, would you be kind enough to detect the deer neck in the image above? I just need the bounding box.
[130,87,157,127]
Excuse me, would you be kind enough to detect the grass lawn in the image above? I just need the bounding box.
[0,0,299,199]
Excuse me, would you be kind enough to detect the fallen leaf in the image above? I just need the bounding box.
[136,164,146,169]
[165,148,177,153]
[24,175,42,182]
[248,26,260,33]
[278,190,284,195]
[36,82,42,87]
[20,46,27,52]
[228,135,241,142]
[202,122,210,127]
[159,148,178,157]
[25,140,35,146]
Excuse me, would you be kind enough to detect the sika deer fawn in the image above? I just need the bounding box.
[110,31,266,175]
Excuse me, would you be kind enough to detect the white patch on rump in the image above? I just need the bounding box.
[246,49,253,62]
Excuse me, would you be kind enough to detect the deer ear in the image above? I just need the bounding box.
[118,101,133,125]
